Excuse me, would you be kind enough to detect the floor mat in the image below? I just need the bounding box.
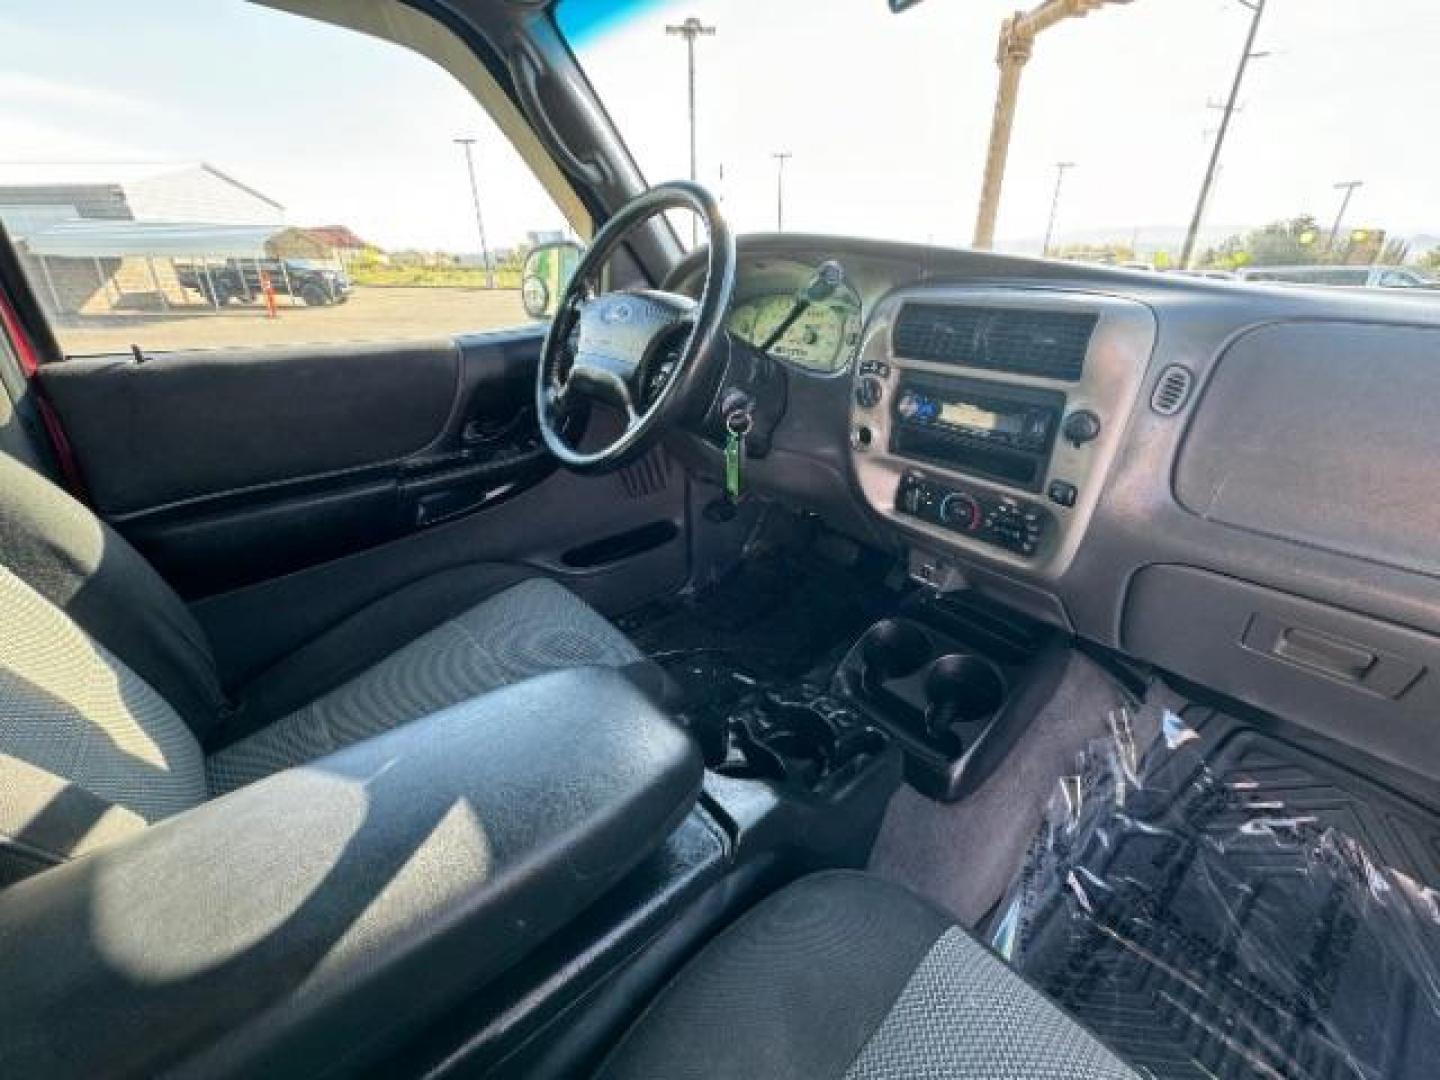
[993,706,1440,1080]
[867,649,1133,927]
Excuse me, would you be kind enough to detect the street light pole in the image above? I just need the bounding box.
[453,137,494,289]
[772,152,793,231]
[1328,180,1364,254]
[666,17,716,246]
[1042,161,1076,256]
[1178,0,1268,269]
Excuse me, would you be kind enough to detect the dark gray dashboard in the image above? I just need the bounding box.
[670,235,1440,780]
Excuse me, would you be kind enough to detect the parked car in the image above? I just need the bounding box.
[174,257,351,306]
[1236,263,1440,289]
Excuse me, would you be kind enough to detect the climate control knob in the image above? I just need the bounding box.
[1062,409,1102,446]
[938,491,980,531]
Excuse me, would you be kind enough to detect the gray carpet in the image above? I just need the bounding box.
[867,650,1137,928]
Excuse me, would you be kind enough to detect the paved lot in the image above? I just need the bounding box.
[56,286,531,356]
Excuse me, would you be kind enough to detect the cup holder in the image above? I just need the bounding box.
[841,616,1012,759]
[859,619,932,694]
[922,653,1006,734]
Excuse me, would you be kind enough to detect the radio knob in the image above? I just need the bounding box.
[1062,409,1102,446]
[855,377,884,409]
[939,492,980,531]
[896,390,921,419]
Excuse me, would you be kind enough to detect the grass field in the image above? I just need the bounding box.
[56,286,531,356]
[349,266,524,289]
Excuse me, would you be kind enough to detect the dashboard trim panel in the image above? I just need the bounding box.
[848,286,1157,580]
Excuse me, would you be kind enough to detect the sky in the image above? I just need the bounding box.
[3,0,1438,257]
[565,0,1440,254]
[0,0,571,252]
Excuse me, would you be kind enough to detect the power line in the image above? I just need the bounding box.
[1179,0,1269,269]
[771,152,793,232]
[666,17,716,246]
[1042,161,1076,256]
[453,137,494,289]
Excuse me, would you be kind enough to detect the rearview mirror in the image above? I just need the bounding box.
[521,240,586,320]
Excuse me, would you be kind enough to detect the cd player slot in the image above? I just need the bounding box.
[889,376,1065,492]
[892,427,1041,488]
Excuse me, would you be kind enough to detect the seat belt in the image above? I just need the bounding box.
[0,288,89,500]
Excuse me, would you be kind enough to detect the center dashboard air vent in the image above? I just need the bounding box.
[892,303,1097,381]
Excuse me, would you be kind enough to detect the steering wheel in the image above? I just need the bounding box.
[536,181,736,472]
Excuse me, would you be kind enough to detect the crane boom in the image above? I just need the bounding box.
[972,0,1134,250]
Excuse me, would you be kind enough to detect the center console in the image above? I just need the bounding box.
[849,288,1156,581]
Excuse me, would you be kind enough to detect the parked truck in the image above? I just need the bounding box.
[174,258,351,307]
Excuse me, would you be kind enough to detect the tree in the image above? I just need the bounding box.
[1201,216,1420,270]
[1379,237,1411,265]
[1207,215,1324,268]
[1053,242,1135,265]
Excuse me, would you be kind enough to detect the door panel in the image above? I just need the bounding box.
[39,340,461,516]
[38,328,563,597]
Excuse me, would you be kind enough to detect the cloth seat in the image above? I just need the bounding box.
[206,577,641,793]
[0,451,645,881]
[598,871,1140,1080]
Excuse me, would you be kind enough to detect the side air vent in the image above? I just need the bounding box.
[1150,364,1194,416]
[892,303,1096,381]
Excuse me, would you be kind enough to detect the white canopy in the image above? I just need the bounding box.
[24,219,276,259]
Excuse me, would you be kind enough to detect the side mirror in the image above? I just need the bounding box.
[521,240,586,320]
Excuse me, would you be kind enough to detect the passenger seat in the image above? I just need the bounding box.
[598,871,1139,1079]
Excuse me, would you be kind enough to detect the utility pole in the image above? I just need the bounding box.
[1328,180,1364,254]
[1178,0,1268,269]
[666,17,716,246]
[973,0,1133,250]
[453,137,494,289]
[772,151,793,231]
[1042,161,1076,256]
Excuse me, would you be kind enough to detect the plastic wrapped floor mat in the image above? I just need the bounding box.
[994,707,1440,1080]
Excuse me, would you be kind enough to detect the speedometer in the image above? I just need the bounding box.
[728,290,862,373]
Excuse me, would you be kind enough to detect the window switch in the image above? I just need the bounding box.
[1047,480,1077,508]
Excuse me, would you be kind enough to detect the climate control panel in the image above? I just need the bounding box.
[896,473,1050,557]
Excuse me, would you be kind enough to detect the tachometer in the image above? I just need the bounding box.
[728,290,861,373]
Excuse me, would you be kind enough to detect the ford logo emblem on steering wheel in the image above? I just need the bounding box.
[601,301,633,324]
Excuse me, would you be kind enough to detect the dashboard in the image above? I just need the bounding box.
[667,233,1440,784]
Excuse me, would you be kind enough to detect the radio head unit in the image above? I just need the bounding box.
[890,375,1065,491]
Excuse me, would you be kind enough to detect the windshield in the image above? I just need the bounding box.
[558,0,1440,278]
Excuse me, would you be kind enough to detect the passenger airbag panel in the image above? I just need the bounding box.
[1176,321,1440,578]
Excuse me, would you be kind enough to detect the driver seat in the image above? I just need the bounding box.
[0,451,647,881]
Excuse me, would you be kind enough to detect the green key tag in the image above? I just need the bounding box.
[724,429,742,500]
[724,410,751,502]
